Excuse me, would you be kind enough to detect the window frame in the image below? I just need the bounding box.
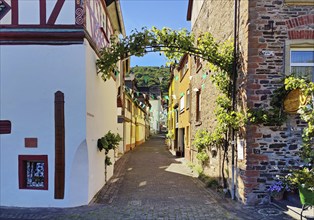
[285,39,314,81]
[18,155,48,190]
[175,107,179,125]
[179,56,189,80]
[196,90,201,122]
[290,48,314,81]
[180,96,185,113]
[195,57,202,73]
[284,0,314,5]
[186,89,190,110]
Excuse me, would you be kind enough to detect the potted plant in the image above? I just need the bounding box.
[286,166,314,206]
[267,180,288,201]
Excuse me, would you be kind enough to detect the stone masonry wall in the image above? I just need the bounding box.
[190,0,314,205]
[189,0,249,201]
[243,0,314,204]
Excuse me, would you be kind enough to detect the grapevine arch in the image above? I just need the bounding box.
[96,27,234,81]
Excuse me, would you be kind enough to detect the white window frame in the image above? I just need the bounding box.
[180,96,185,112]
[290,48,314,82]
[186,89,190,110]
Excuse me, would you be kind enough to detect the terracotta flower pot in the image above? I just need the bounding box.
[272,191,284,201]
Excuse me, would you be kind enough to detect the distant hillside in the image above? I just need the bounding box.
[131,66,170,95]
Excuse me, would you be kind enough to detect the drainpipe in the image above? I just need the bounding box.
[231,0,238,201]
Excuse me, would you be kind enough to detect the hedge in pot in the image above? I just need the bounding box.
[97,131,122,180]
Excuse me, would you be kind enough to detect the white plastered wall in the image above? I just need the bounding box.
[85,39,118,202]
[0,44,86,207]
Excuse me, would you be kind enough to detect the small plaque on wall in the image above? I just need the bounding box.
[237,139,244,160]
[25,138,38,148]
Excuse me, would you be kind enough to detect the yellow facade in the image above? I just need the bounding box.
[124,95,134,152]
[135,104,146,146]
[177,55,191,161]
[167,69,176,152]
[124,90,147,152]
[167,56,191,159]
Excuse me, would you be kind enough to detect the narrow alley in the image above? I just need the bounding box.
[0,136,292,220]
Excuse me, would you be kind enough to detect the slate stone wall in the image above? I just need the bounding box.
[190,0,313,204]
[243,0,313,204]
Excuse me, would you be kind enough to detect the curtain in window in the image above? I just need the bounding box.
[291,66,314,81]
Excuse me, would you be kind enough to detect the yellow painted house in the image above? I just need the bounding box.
[124,91,135,152]
[135,102,146,146]
[123,78,150,152]
[177,54,191,161]
[167,67,177,153]
[167,55,191,159]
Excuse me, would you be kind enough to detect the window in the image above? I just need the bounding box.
[133,106,137,116]
[186,126,190,147]
[127,100,131,112]
[175,107,179,124]
[180,56,189,79]
[285,40,314,81]
[18,155,48,190]
[196,90,201,121]
[290,49,314,81]
[195,57,202,72]
[186,89,190,110]
[180,96,185,112]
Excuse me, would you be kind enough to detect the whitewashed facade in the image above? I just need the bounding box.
[0,0,125,207]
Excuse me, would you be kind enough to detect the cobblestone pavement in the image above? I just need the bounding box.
[0,136,293,220]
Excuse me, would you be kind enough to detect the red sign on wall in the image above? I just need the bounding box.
[0,120,11,134]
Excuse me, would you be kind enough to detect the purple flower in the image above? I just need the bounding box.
[267,181,286,193]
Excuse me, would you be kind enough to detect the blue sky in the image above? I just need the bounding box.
[120,0,191,67]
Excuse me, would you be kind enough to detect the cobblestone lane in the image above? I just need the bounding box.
[0,136,292,220]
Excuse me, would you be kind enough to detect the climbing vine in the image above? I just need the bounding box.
[284,76,314,163]
[192,43,246,186]
[96,27,233,81]
[247,79,288,126]
[249,75,314,163]
[98,26,245,185]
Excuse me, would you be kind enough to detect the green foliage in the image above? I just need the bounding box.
[248,75,314,162]
[166,130,174,140]
[98,131,122,166]
[194,164,204,175]
[130,66,170,95]
[286,167,314,191]
[210,69,230,95]
[190,39,245,178]
[248,79,288,126]
[284,76,314,163]
[215,95,246,131]
[198,173,219,188]
[97,27,233,81]
[247,108,286,126]
[196,151,209,162]
[193,129,212,151]
[193,129,211,164]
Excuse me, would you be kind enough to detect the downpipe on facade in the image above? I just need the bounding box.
[231,0,238,201]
